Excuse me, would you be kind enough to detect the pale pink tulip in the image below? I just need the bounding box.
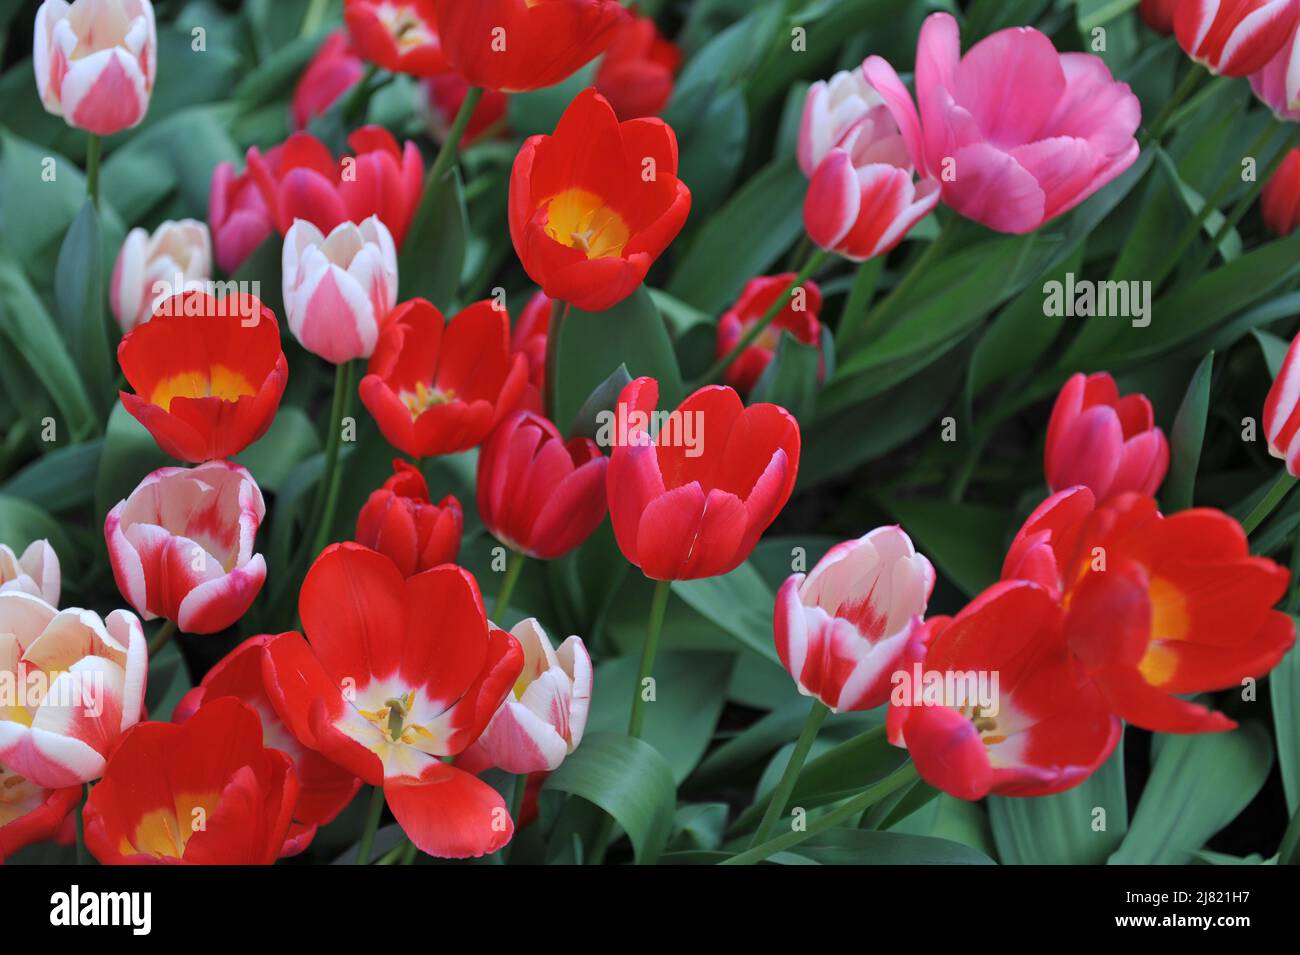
[109,219,212,333]
[0,540,60,607]
[798,67,886,176]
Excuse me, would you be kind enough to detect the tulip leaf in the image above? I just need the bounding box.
[1,440,103,515]
[873,496,1006,599]
[543,731,677,865]
[787,827,996,865]
[234,406,321,493]
[94,402,174,522]
[399,166,468,308]
[749,330,822,422]
[1254,328,1290,378]
[54,199,114,420]
[1162,351,1214,513]
[1272,635,1300,816]
[567,364,633,443]
[0,494,68,558]
[672,561,780,664]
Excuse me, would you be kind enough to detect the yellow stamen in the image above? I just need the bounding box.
[544,189,630,260]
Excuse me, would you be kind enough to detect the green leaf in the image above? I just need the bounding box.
[95,402,173,521]
[398,167,468,306]
[791,828,996,865]
[1153,147,1242,263]
[749,331,821,421]
[567,364,633,442]
[1254,328,1290,377]
[672,562,779,663]
[234,407,321,493]
[1162,351,1214,512]
[0,494,67,557]
[542,732,676,865]
[875,497,1006,599]
[54,199,113,419]
[1272,638,1300,815]
[1,440,103,514]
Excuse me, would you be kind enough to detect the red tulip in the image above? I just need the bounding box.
[0,765,78,862]
[209,160,275,274]
[83,698,299,864]
[1264,328,1300,473]
[345,0,448,76]
[716,275,823,394]
[424,72,509,146]
[477,411,609,559]
[292,30,366,129]
[173,635,362,857]
[605,377,800,580]
[595,10,681,120]
[1003,488,1295,733]
[1175,0,1300,77]
[1261,148,1300,236]
[1045,372,1169,503]
[263,544,524,858]
[359,299,528,459]
[432,0,628,92]
[1140,0,1180,32]
[509,88,691,312]
[118,291,288,464]
[512,290,552,408]
[355,459,463,575]
[246,126,423,247]
[887,580,1121,800]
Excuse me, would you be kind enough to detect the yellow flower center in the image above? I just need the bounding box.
[149,366,256,411]
[126,792,221,859]
[544,189,630,260]
[358,691,435,746]
[401,380,455,419]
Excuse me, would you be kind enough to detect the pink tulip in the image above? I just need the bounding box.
[0,540,60,606]
[33,0,157,136]
[1249,21,1300,118]
[774,527,934,713]
[1045,372,1169,503]
[104,460,267,635]
[798,66,886,177]
[1265,331,1300,475]
[109,219,212,333]
[209,160,275,274]
[1175,0,1300,78]
[292,30,365,130]
[0,592,145,788]
[865,13,1141,234]
[282,216,398,364]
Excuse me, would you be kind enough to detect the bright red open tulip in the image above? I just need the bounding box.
[1175,0,1300,77]
[0,763,78,862]
[432,0,628,92]
[605,377,800,580]
[716,275,823,394]
[263,544,524,858]
[1261,149,1300,237]
[118,291,288,464]
[359,299,528,459]
[1264,328,1300,473]
[345,0,448,76]
[292,30,366,129]
[477,410,609,560]
[355,459,463,576]
[173,635,362,857]
[83,698,298,864]
[509,88,691,312]
[595,10,681,120]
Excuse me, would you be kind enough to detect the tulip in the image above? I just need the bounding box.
[105,460,268,635]
[263,544,524,858]
[355,459,463,575]
[1249,22,1300,118]
[0,539,60,606]
[109,219,212,333]
[459,619,592,774]
[117,290,288,463]
[595,10,681,120]
[424,73,509,146]
[432,0,628,92]
[798,65,887,177]
[477,411,609,560]
[1045,372,1169,503]
[247,126,424,247]
[83,697,298,864]
[173,635,361,856]
[209,160,275,274]
[1265,327,1300,470]
[282,216,398,364]
[1175,0,1299,78]
[716,275,824,394]
[292,30,366,129]
[509,88,691,312]
[1003,488,1295,733]
[33,0,157,136]
[359,299,529,458]
[512,290,552,410]
[605,377,800,580]
[345,0,448,76]
[0,763,79,862]
[887,580,1121,800]
[865,13,1141,234]
[1261,149,1300,237]
[1140,0,1180,33]
[0,592,145,788]
[775,527,935,713]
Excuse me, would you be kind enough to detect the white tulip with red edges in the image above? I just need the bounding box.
[1265,331,1300,475]
[774,526,935,712]
[0,592,145,788]
[104,460,267,635]
[461,619,592,774]
[1175,0,1300,78]
[33,0,157,136]
[798,66,886,177]
[0,540,60,606]
[282,215,398,364]
[109,219,212,333]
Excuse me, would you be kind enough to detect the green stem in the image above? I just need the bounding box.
[544,302,571,421]
[1242,472,1299,537]
[501,772,528,864]
[696,250,830,386]
[373,843,406,865]
[1079,0,1139,30]
[851,220,955,347]
[308,359,355,563]
[749,699,829,848]
[720,762,919,865]
[1280,802,1300,865]
[492,550,527,622]
[147,619,178,657]
[423,86,484,194]
[340,63,381,124]
[628,579,672,738]
[399,840,419,865]
[355,785,385,865]
[75,782,90,864]
[1140,64,1206,149]
[84,135,101,209]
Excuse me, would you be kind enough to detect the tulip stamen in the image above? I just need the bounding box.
[401,380,456,419]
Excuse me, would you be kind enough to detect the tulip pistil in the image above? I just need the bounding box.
[401,380,456,419]
[544,189,630,260]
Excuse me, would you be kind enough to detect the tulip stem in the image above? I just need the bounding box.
[628,579,672,739]
[501,773,528,864]
[147,619,178,657]
[423,86,484,195]
[1242,472,1299,537]
[1140,65,1206,149]
[308,359,355,564]
[492,550,527,622]
[355,785,385,865]
[399,840,419,864]
[75,783,90,865]
[340,63,381,125]
[721,761,919,865]
[748,699,830,848]
[696,250,829,386]
[850,219,956,349]
[84,135,101,209]
[544,302,570,420]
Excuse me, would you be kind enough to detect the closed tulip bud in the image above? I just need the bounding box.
[33,0,157,136]
[109,219,212,334]
[716,275,824,394]
[355,460,463,576]
[1265,328,1300,472]
[460,619,592,774]
[594,11,681,120]
[292,30,365,130]
[209,160,275,274]
[282,216,398,364]
[0,593,146,788]
[105,460,267,635]
[0,766,80,862]
[512,290,552,405]
[0,539,60,606]
[1176,0,1300,77]
[798,66,886,177]
[1045,372,1169,503]
[1262,150,1300,237]
[345,0,447,76]
[775,527,935,712]
[1139,0,1180,33]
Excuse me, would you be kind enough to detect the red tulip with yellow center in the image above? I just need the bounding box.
[509,88,691,312]
[0,764,79,862]
[345,0,448,76]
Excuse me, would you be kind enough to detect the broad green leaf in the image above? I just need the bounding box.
[0,494,67,557]
[875,497,1006,599]
[1,440,103,514]
[398,167,468,307]
[749,330,821,421]
[234,406,321,493]
[567,364,633,442]
[791,827,996,865]
[672,562,779,663]
[94,402,173,521]
[54,199,114,419]
[1272,638,1300,815]
[1162,351,1214,512]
